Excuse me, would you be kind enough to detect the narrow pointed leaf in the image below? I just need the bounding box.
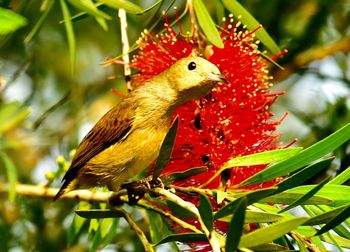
[60,0,76,73]
[304,204,350,226]
[25,0,54,43]
[76,209,124,219]
[68,0,111,19]
[328,166,350,185]
[218,210,283,224]
[0,152,18,202]
[160,167,207,185]
[239,122,350,187]
[98,0,143,14]
[222,147,303,169]
[222,0,280,54]
[214,188,276,219]
[316,205,350,236]
[276,157,333,193]
[279,178,330,213]
[193,0,224,48]
[153,117,178,179]
[0,7,27,35]
[198,194,214,231]
[155,233,207,245]
[238,217,308,248]
[260,192,332,205]
[286,184,350,207]
[226,198,247,252]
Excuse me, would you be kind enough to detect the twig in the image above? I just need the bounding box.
[120,209,155,252]
[153,187,222,252]
[118,9,132,91]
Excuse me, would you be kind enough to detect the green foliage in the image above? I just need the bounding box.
[0,7,27,35]
[1,0,350,251]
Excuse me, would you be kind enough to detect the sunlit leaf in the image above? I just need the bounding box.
[215,188,276,219]
[276,157,333,193]
[238,217,308,248]
[218,210,283,224]
[239,122,350,187]
[193,0,224,48]
[286,184,350,207]
[316,204,350,236]
[328,166,350,185]
[226,198,246,252]
[222,0,280,54]
[278,178,330,213]
[261,192,332,205]
[68,202,90,245]
[304,203,350,226]
[0,7,27,35]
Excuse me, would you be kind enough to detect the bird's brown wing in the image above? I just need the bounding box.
[60,100,135,187]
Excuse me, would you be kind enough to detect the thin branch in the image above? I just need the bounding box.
[121,209,155,252]
[118,9,132,91]
[152,187,222,252]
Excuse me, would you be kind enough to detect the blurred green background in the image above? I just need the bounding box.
[0,0,349,251]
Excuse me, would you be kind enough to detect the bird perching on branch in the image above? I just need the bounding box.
[54,56,226,201]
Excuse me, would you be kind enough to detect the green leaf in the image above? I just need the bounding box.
[206,148,302,188]
[214,188,276,219]
[260,192,333,205]
[315,204,350,236]
[239,122,350,187]
[276,157,333,193]
[60,0,76,73]
[160,166,207,185]
[75,209,124,219]
[0,102,31,133]
[222,0,280,54]
[198,194,214,231]
[218,210,283,224]
[68,202,90,245]
[304,203,350,226]
[193,0,224,48]
[328,166,350,185]
[238,217,308,248]
[223,148,303,169]
[0,152,18,202]
[68,0,111,20]
[322,234,350,249]
[286,185,350,207]
[278,178,330,213]
[226,198,247,252]
[155,233,207,245]
[25,0,54,43]
[153,117,178,179]
[97,0,143,14]
[0,7,27,35]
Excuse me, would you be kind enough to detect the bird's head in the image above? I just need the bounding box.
[165,56,227,105]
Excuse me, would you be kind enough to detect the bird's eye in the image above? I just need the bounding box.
[188,61,196,70]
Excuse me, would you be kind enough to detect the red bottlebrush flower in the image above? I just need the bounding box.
[130,18,283,190]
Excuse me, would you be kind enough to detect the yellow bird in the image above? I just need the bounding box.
[54,56,226,201]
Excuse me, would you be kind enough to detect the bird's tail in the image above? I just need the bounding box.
[53,180,71,201]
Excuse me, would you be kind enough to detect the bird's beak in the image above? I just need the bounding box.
[208,72,227,83]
